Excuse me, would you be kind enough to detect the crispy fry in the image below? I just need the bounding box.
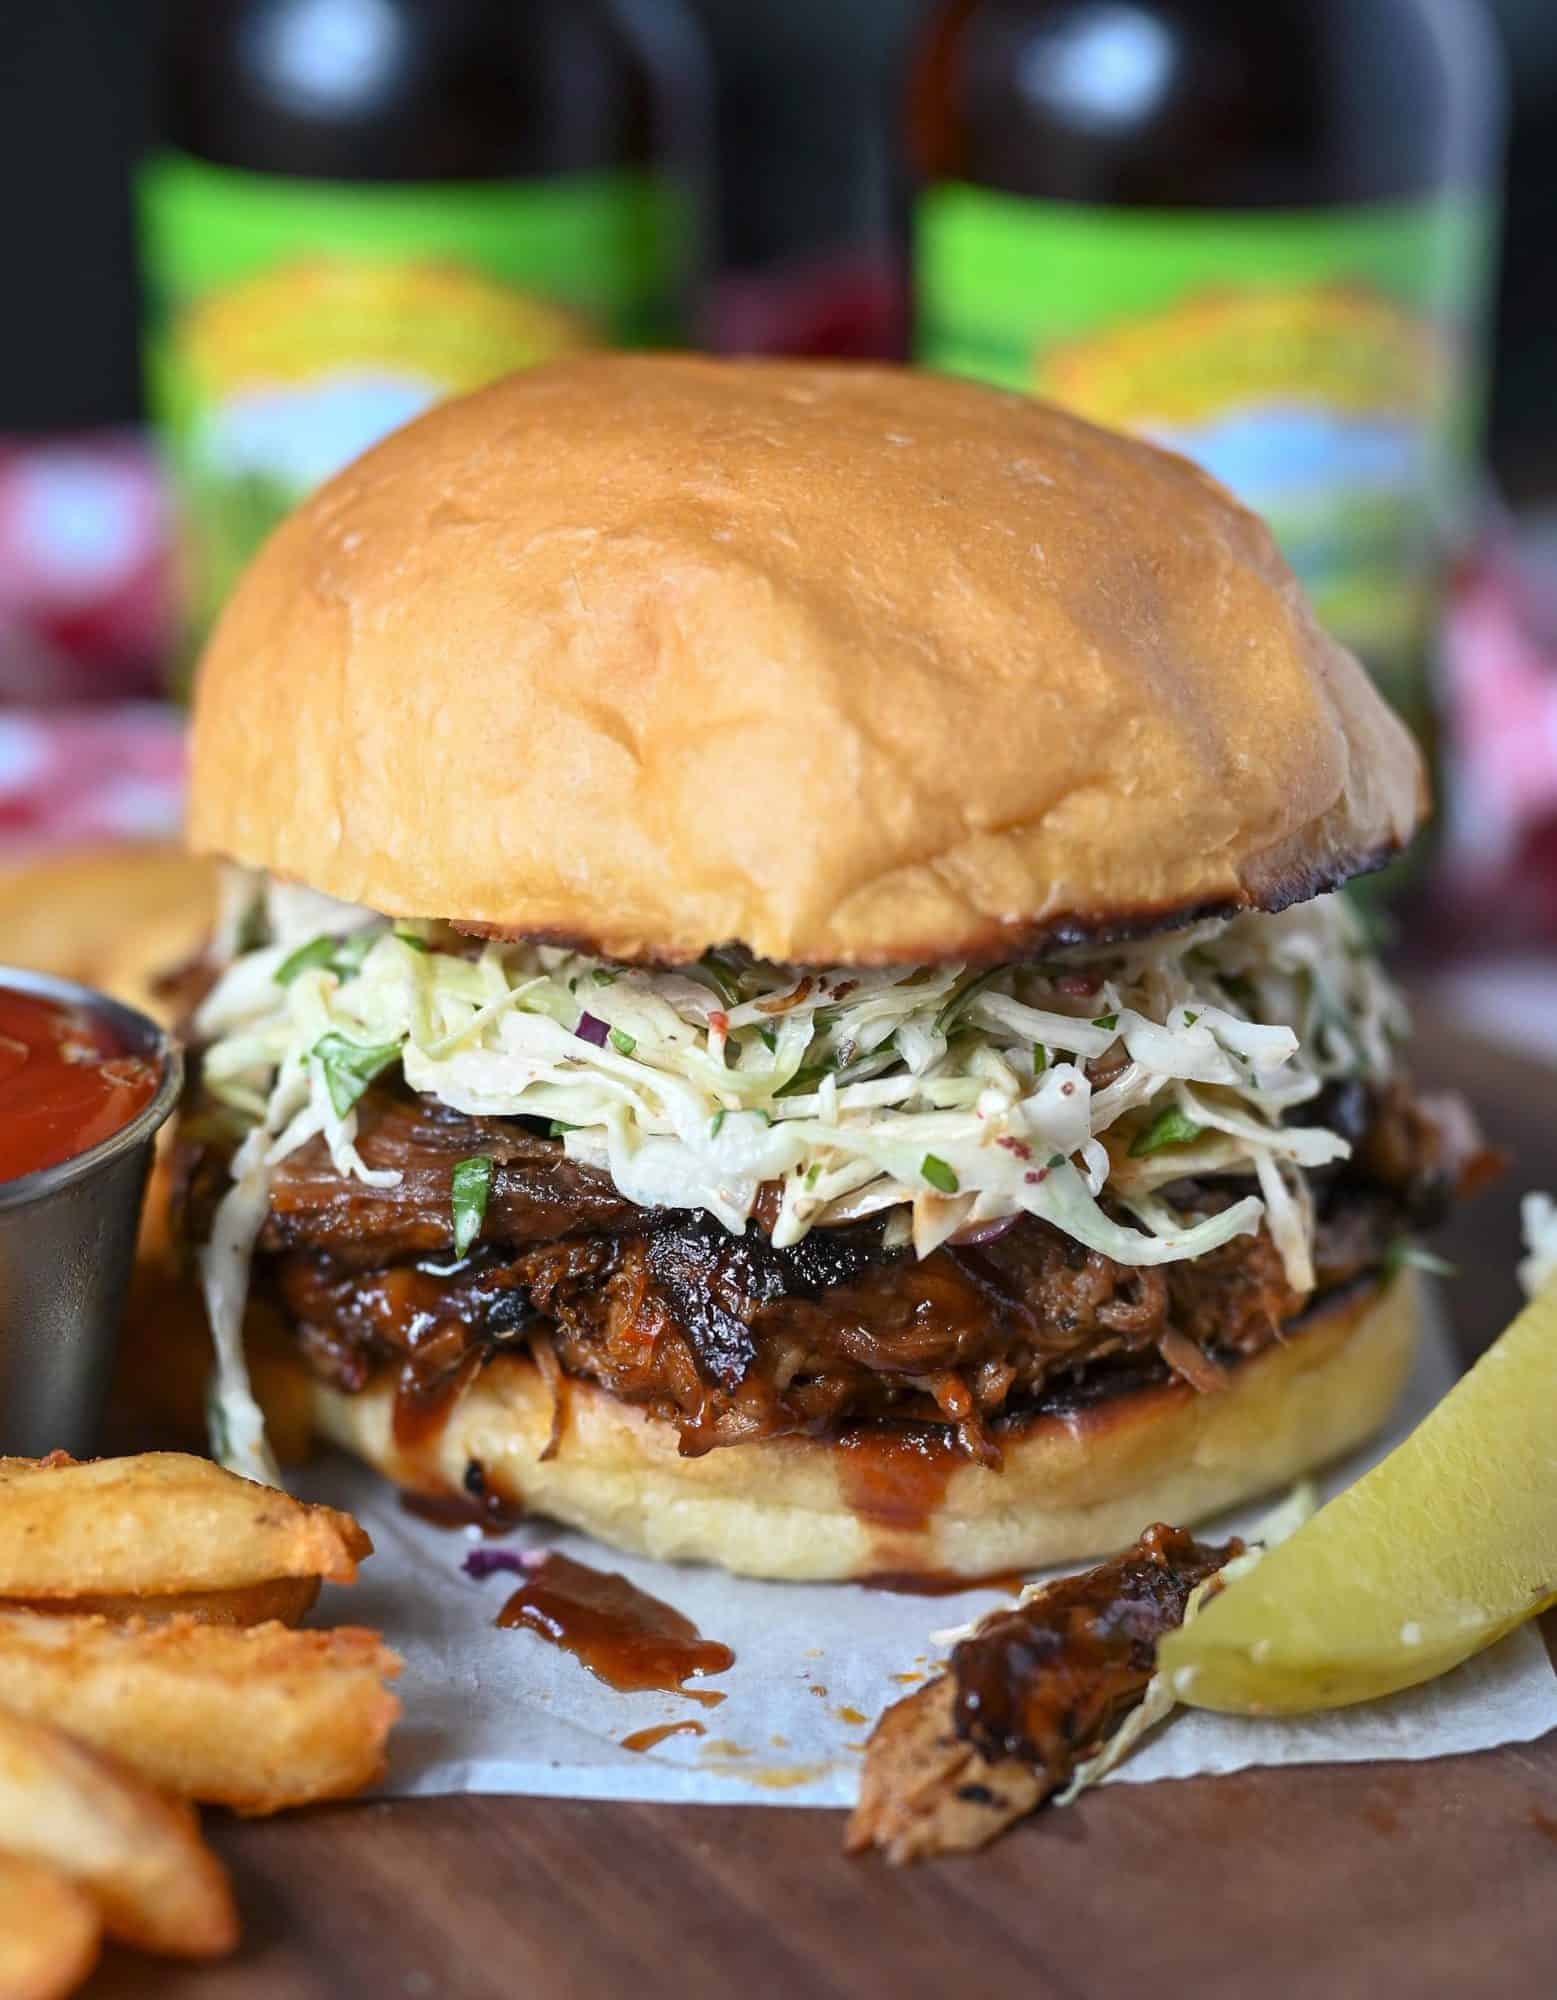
[0,1452,369,1600]
[0,1854,101,2000]
[0,1702,236,1958]
[0,1611,402,1815]
[10,1576,321,1629]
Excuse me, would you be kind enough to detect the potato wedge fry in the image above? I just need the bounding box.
[0,1854,101,2000]
[0,844,216,1008]
[0,1612,402,1815]
[0,1453,369,1599]
[10,1576,320,1629]
[0,1702,236,1958]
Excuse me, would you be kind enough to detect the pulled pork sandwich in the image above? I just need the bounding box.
[174,354,1468,1580]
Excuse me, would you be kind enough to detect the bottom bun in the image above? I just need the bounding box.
[299,1269,1421,1581]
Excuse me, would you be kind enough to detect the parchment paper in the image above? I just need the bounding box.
[296,1302,1557,1808]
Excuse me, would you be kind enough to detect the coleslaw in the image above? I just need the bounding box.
[192,873,1405,1480]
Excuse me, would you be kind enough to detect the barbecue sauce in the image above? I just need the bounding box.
[860,1569,1027,1598]
[390,1350,481,1453]
[621,1719,706,1755]
[951,1523,1238,1773]
[496,1552,734,1695]
[836,1424,959,1538]
[0,988,158,1182]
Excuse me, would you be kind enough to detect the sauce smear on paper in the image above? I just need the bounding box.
[622,1720,706,1754]
[859,1568,1027,1597]
[496,1553,735,1694]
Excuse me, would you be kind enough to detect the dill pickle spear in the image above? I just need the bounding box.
[1159,1278,1557,1714]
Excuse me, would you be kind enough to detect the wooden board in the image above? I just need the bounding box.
[85,1004,1557,1999]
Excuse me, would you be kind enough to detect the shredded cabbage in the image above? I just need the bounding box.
[192,881,1403,1468]
[199,883,1401,1281]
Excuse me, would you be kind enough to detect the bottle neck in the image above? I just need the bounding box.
[910,0,1504,210]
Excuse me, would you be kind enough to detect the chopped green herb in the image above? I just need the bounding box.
[921,1153,959,1194]
[1382,1240,1457,1282]
[393,929,430,954]
[450,1155,493,1259]
[698,952,743,1006]
[277,928,377,986]
[548,1120,578,1137]
[1032,1043,1049,1074]
[933,967,1002,1037]
[757,1025,778,1054]
[773,1062,834,1099]
[608,1027,637,1058]
[805,1164,821,1190]
[275,934,340,986]
[1047,1153,1066,1170]
[1092,1012,1119,1033]
[592,968,619,986]
[312,1032,402,1117]
[708,1109,726,1139]
[1129,1104,1205,1158]
[1183,1010,1198,1026]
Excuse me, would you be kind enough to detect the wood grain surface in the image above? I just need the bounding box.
[85,1004,1557,2000]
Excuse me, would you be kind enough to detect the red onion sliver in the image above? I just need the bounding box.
[462,1546,543,1581]
[575,1012,609,1047]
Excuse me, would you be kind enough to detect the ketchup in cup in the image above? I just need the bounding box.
[0,972,179,1457]
[0,988,159,1182]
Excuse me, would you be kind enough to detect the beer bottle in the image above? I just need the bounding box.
[908,0,1504,751]
[138,0,706,655]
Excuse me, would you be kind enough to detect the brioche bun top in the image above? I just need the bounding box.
[189,355,1424,965]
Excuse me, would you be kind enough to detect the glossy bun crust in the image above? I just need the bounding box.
[296,1272,1419,1580]
[189,356,1425,966]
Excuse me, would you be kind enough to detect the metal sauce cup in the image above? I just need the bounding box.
[0,967,183,1456]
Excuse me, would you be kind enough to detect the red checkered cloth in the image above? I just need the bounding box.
[0,703,187,856]
[0,431,170,702]
[1441,541,1557,942]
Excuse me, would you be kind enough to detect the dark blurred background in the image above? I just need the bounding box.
[1,0,1554,493]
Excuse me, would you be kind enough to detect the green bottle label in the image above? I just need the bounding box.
[137,150,685,643]
[916,183,1496,729]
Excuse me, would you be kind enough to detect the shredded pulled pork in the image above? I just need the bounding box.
[184,873,1442,1470]
[174,1066,1456,1462]
[847,1523,1237,1863]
